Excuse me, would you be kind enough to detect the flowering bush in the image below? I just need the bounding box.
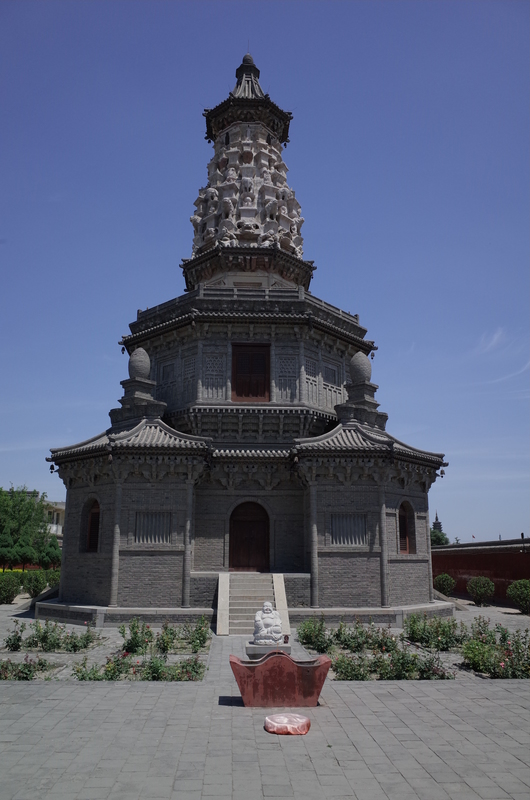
[0,655,49,681]
[118,618,154,654]
[403,613,467,651]
[297,616,332,653]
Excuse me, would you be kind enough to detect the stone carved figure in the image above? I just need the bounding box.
[205,188,218,214]
[253,601,282,645]
[224,167,238,183]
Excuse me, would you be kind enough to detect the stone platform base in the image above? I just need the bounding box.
[245,643,292,659]
[35,599,454,629]
[288,601,454,626]
[35,600,215,628]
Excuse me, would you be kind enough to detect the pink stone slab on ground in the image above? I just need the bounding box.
[229,651,331,707]
[264,713,311,735]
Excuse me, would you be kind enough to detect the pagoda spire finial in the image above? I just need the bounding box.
[232,53,265,100]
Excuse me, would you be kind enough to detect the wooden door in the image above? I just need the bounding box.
[229,502,270,571]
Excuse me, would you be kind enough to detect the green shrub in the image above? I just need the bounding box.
[182,616,211,653]
[467,576,495,606]
[155,622,179,654]
[403,613,467,651]
[46,569,61,589]
[73,653,205,682]
[462,639,498,674]
[507,580,530,615]
[297,616,332,653]
[73,657,105,681]
[3,621,26,651]
[23,570,47,598]
[24,620,64,651]
[433,573,456,596]
[469,616,497,645]
[332,654,371,680]
[119,618,154,654]
[416,653,455,680]
[0,572,22,604]
[0,656,48,681]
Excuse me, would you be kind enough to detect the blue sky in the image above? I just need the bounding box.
[1,0,528,542]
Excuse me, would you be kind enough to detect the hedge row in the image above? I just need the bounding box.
[0,570,61,604]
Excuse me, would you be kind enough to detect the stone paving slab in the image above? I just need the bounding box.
[1,597,529,799]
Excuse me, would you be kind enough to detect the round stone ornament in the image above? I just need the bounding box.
[349,350,372,384]
[264,713,311,735]
[128,347,151,380]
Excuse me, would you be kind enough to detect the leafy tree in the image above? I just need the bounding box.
[430,528,450,546]
[0,487,54,571]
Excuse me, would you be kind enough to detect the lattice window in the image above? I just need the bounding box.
[278,356,297,377]
[184,357,196,380]
[305,358,317,378]
[205,355,224,375]
[204,354,226,400]
[277,356,297,402]
[135,512,171,545]
[330,514,367,546]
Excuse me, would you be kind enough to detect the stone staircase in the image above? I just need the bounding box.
[229,573,275,635]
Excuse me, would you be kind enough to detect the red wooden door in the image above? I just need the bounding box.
[229,502,270,571]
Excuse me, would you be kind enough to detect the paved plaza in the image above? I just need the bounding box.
[0,600,529,800]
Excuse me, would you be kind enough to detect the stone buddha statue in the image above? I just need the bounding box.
[253,601,282,645]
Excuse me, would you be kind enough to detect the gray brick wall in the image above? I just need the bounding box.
[284,574,310,607]
[318,553,381,607]
[118,551,183,606]
[190,573,218,608]
[387,559,430,605]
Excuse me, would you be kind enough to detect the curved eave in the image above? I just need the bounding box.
[47,419,211,464]
[212,447,290,459]
[204,96,293,143]
[293,422,446,468]
[121,310,374,354]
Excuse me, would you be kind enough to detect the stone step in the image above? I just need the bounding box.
[230,584,273,589]
[229,594,274,600]
[229,600,273,607]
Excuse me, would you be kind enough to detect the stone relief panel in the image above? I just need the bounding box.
[203,354,227,401]
[183,356,196,404]
[276,355,297,402]
[304,357,318,406]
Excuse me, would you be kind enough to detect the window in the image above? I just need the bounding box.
[135,512,171,544]
[331,514,367,546]
[232,345,270,401]
[399,502,416,554]
[87,500,100,553]
[323,364,339,386]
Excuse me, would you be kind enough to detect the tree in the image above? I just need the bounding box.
[0,487,52,570]
[430,528,450,546]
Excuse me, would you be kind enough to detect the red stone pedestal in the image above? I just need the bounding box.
[229,651,331,707]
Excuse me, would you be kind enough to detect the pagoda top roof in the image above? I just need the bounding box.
[204,54,292,143]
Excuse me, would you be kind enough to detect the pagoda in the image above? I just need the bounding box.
[47,56,448,626]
